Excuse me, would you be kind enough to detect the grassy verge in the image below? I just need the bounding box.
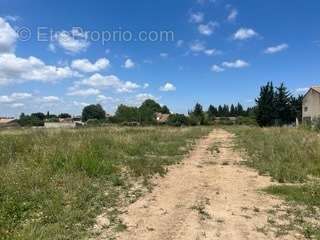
[228,126,320,239]
[0,126,211,240]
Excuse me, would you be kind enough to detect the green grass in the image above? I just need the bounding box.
[0,126,211,240]
[228,126,320,239]
[264,183,320,207]
[230,127,320,183]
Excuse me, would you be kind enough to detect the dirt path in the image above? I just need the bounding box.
[111,129,300,240]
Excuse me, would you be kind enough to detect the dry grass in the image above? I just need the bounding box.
[0,126,211,240]
[229,126,320,239]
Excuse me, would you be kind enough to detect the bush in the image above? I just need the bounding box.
[235,116,257,126]
[167,114,189,127]
[86,119,104,126]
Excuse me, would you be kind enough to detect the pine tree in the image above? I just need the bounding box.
[222,105,229,117]
[230,104,235,116]
[255,82,275,126]
[217,105,223,117]
[207,105,217,120]
[191,103,205,125]
[236,103,244,116]
[290,95,303,122]
[274,83,292,125]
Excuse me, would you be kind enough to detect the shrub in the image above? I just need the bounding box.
[235,116,257,126]
[167,114,189,127]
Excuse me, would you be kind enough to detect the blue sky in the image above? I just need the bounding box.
[0,0,319,116]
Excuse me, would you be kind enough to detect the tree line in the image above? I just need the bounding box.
[15,82,303,127]
[255,82,303,127]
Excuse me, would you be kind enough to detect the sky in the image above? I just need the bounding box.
[0,0,319,117]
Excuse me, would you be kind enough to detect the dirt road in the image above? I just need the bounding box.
[113,129,300,240]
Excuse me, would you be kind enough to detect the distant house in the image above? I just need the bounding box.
[44,118,84,129]
[155,113,170,124]
[0,118,19,128]
[302,87,320,123]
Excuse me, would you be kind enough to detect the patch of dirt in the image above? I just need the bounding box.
[96,129,304,240]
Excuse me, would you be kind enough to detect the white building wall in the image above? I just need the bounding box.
[302,89,320,121]
[44,122,76,129]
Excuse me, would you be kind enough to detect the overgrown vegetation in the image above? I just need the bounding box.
[0,126,211,240]
[230,126,320,238]
[231,127,320,182]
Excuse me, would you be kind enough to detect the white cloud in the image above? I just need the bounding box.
[0,92,32,103]
[11,103,24,108]
[160,53,169,58]
[190,12,204,23]
[0,17,18,53]
[190,41,206,52]
[143,83,149,89]
[96,95,108,101]
[233,28,258,40]
[211,65,225,72]
[123,58,135,69]
[264,44,288,54]
[71,58,110,73]
[41,96,60,103]
[77,73,140,93]
[0,53,76,85]
[67,88,100,97]
[136,93,158,103]
[73,101,89,107]
[222,59,249,68]
[96,95,114,102]
[4,15,20,22]
[189,41,220,56]
[198,21,218,36]
[295,87,308,94]
[204,48,220,56]
[160,82,176,92]
[56,30,90,54]
[227,9,238,22]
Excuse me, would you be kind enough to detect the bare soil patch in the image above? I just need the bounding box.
[97,129,304,240]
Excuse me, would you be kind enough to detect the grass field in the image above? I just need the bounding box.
[0,126,211,240]
[230,126,320,238]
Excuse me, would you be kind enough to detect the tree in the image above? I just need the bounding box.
[31,112,46,121]
[230,104,235,117]
[139,99,162,124]
[18,113,44,127]
[222,105,230,117]
[207,105,217,120]
[167,114,189,127]
[193,103,204,117]
[255,82,275,126]
[114,105,139,123]
[160,105,170,114]
[58,113,72,119]
[190,103,205,125]
[217,105,223,117]
[235,103,244,116]
[274,83,292,125]
[82,104,106,122]
[290,95,303,122]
